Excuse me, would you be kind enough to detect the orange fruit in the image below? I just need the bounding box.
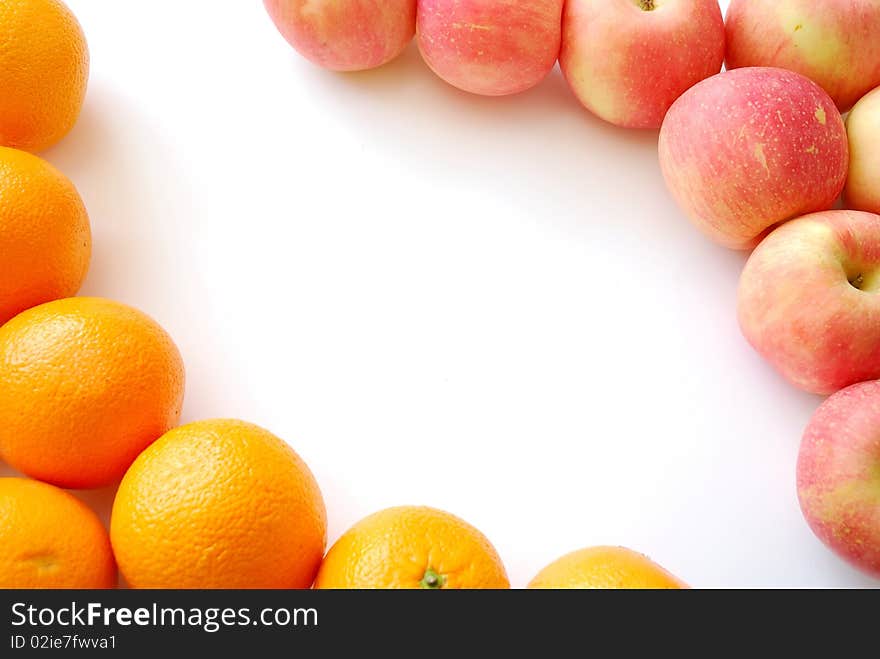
[110,419,327,589]
[0,0,89,151]
[315,506,510,589]
[0,477,115,588]
[0,146,90,325]
[0,297,184,489]
[527,546,688,589]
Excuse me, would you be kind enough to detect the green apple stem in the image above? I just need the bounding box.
[639,0,656,10]
[419,568,447,589]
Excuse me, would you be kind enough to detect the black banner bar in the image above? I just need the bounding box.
[0,589,874,654]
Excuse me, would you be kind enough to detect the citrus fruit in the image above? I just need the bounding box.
[0,297,184,489]
[527,546,688,589]
[0,477,115,588]
[314,505,510,589]
[110,419,327,589]
[0,0,89,151]
[0,146,90,325]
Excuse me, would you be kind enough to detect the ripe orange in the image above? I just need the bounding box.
[0,297,184,489]
[0,146,90,325]
[315,506,510,589]
[0,478,115,588]
[110,419,327,589]
[527,546,688,589]
[0,0,89,151]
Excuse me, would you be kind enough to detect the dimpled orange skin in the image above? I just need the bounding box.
[314,506,510,589]
[528,546,688,589]
[0,478,116,588]
[0,0,89,152]
[0,297,184,489]
[0,147,90,325]
[111,419,327,589]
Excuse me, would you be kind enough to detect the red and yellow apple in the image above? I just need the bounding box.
[846,85,880,215]
[659,67,848,249]
[263,0,416,71]
[725,0,880,112]
[417,0,564,96]
[738,210,880,395]
[798,380,880,578]
[560,0,724,129]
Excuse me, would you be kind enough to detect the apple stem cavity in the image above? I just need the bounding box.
[639,0,656,10]
[847,269,880,292]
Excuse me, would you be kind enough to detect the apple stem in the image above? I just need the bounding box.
[850,273,865,290]
[639,0,656,10]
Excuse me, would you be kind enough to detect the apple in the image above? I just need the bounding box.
[560,0,724,130]
[417,0,564,96]
[738,210,880,395]
[845,85,880,215]
[725,0,880,112]
[659,67,848,249]
[798,380,880,578]
[263,0,416,71]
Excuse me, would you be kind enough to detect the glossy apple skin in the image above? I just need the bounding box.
[798,380,880,578]
[417,0,564,96]
[846,86,880,214]
[560,0,724,129]
[263,0,416,71]
[738,210,880,395]
[725,0,880,112]
[659,67,848,250]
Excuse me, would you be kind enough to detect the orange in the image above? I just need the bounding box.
[0,297,184,489]
[0,146,90,325]
[315,506,510,589]
[110,419,327,589]
[0,477,115,588]
[0,0,89,151]
[527,546,688,589]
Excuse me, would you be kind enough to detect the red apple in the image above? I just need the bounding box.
[725,0,880,112]
[798,380,880,578]
[417,0,564,96]
[659,67,848,249]
[738,210,880,395]
[263,0,416,71]
[846,85,880,215]
[560,0,724,129]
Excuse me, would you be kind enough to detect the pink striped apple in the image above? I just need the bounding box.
[263,0,416,71]
[846,85,880,215]
[725,0,880,112]
[798,380,880,578]
[561,0,724,129]
[738,210,880,395]
[417,0,564,96]
[659,67,848,249]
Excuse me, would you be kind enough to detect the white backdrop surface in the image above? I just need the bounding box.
[1,0,876,588]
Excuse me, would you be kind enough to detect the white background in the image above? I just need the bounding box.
[2,0,876,588]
